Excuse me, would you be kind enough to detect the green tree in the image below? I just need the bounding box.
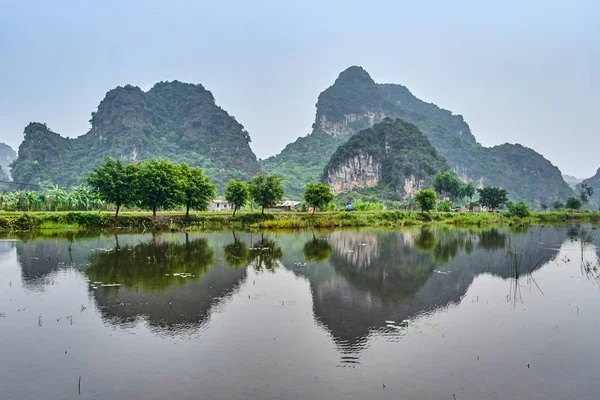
[477,187,508,211]
[579,183,594,204]
[508,201,530,218]
[460,182,476,200]
[303,183,333,215]
[137,159,184,216]
[178,163,215,218]
[414,189,436,213]
[249,173,284,214]
[433,171,462,200]
[224,179,250,216]
[553,200,564,210]
[437,200,453,212]
[565,197,582,210]
[85,157,138,217]
[540,202,548,211]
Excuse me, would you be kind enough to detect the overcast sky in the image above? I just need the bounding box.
[1,0,598,177]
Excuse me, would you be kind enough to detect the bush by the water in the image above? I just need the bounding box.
[508,202,530,218]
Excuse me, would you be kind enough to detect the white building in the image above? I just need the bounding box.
[209,199,234,212]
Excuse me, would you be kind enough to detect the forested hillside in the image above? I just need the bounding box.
[11,81,260,189]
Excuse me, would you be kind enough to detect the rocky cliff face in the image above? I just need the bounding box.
[325,152,380,194]
[324,118,448,199]
[11,81,260,188]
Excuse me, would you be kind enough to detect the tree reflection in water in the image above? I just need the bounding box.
[223,233,283,272]
[303,234,332,262]
[86,233,215,292]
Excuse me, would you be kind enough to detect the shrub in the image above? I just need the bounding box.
[437,200,453,212]
[565,197,582,210]
[414,189,436,213]
[508,202,530,218]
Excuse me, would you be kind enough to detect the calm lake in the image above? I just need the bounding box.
[1,226,600,400]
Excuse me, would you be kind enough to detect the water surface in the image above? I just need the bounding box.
[1,226,600,399]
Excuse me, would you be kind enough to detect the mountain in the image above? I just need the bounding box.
[10,81,260,188]
[0,143,16,177]
[577,168,600,205]
[563,174,584,190]
[323,118,448,198]
[263,66,573,204]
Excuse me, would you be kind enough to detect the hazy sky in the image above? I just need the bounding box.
[1,0,598,177]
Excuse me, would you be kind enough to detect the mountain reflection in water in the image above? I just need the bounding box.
[6,226,595,342]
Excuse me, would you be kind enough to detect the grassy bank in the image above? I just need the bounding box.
[0,210,598,231]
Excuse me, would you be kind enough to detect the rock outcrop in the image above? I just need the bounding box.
[326,152,381,194]
[323,118,448,198]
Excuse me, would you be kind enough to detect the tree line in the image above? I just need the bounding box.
[415,173,595,215]
[1,157,593,216]
[87,157,299,217]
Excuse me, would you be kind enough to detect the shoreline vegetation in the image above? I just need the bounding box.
[0,210,598,232]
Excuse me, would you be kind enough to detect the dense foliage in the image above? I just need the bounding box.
[224,179,250,216]
[0,185,104,212]
[303,183,334,214]
[178,163,216,217]
[508,202,530,218]
[11,81,260,189]
[87,158,215,216]
[433,172,462,200]
[324,118,449,198]
[565,197,582,210]
[477,187,508,211]
[249,173,284,213]
[85,157,138,216]
[414,189,436,213]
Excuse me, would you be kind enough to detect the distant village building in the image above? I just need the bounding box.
[264,200,301,212]
[209,199,234,212]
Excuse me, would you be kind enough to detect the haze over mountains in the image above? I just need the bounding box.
[5,66,598,205]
